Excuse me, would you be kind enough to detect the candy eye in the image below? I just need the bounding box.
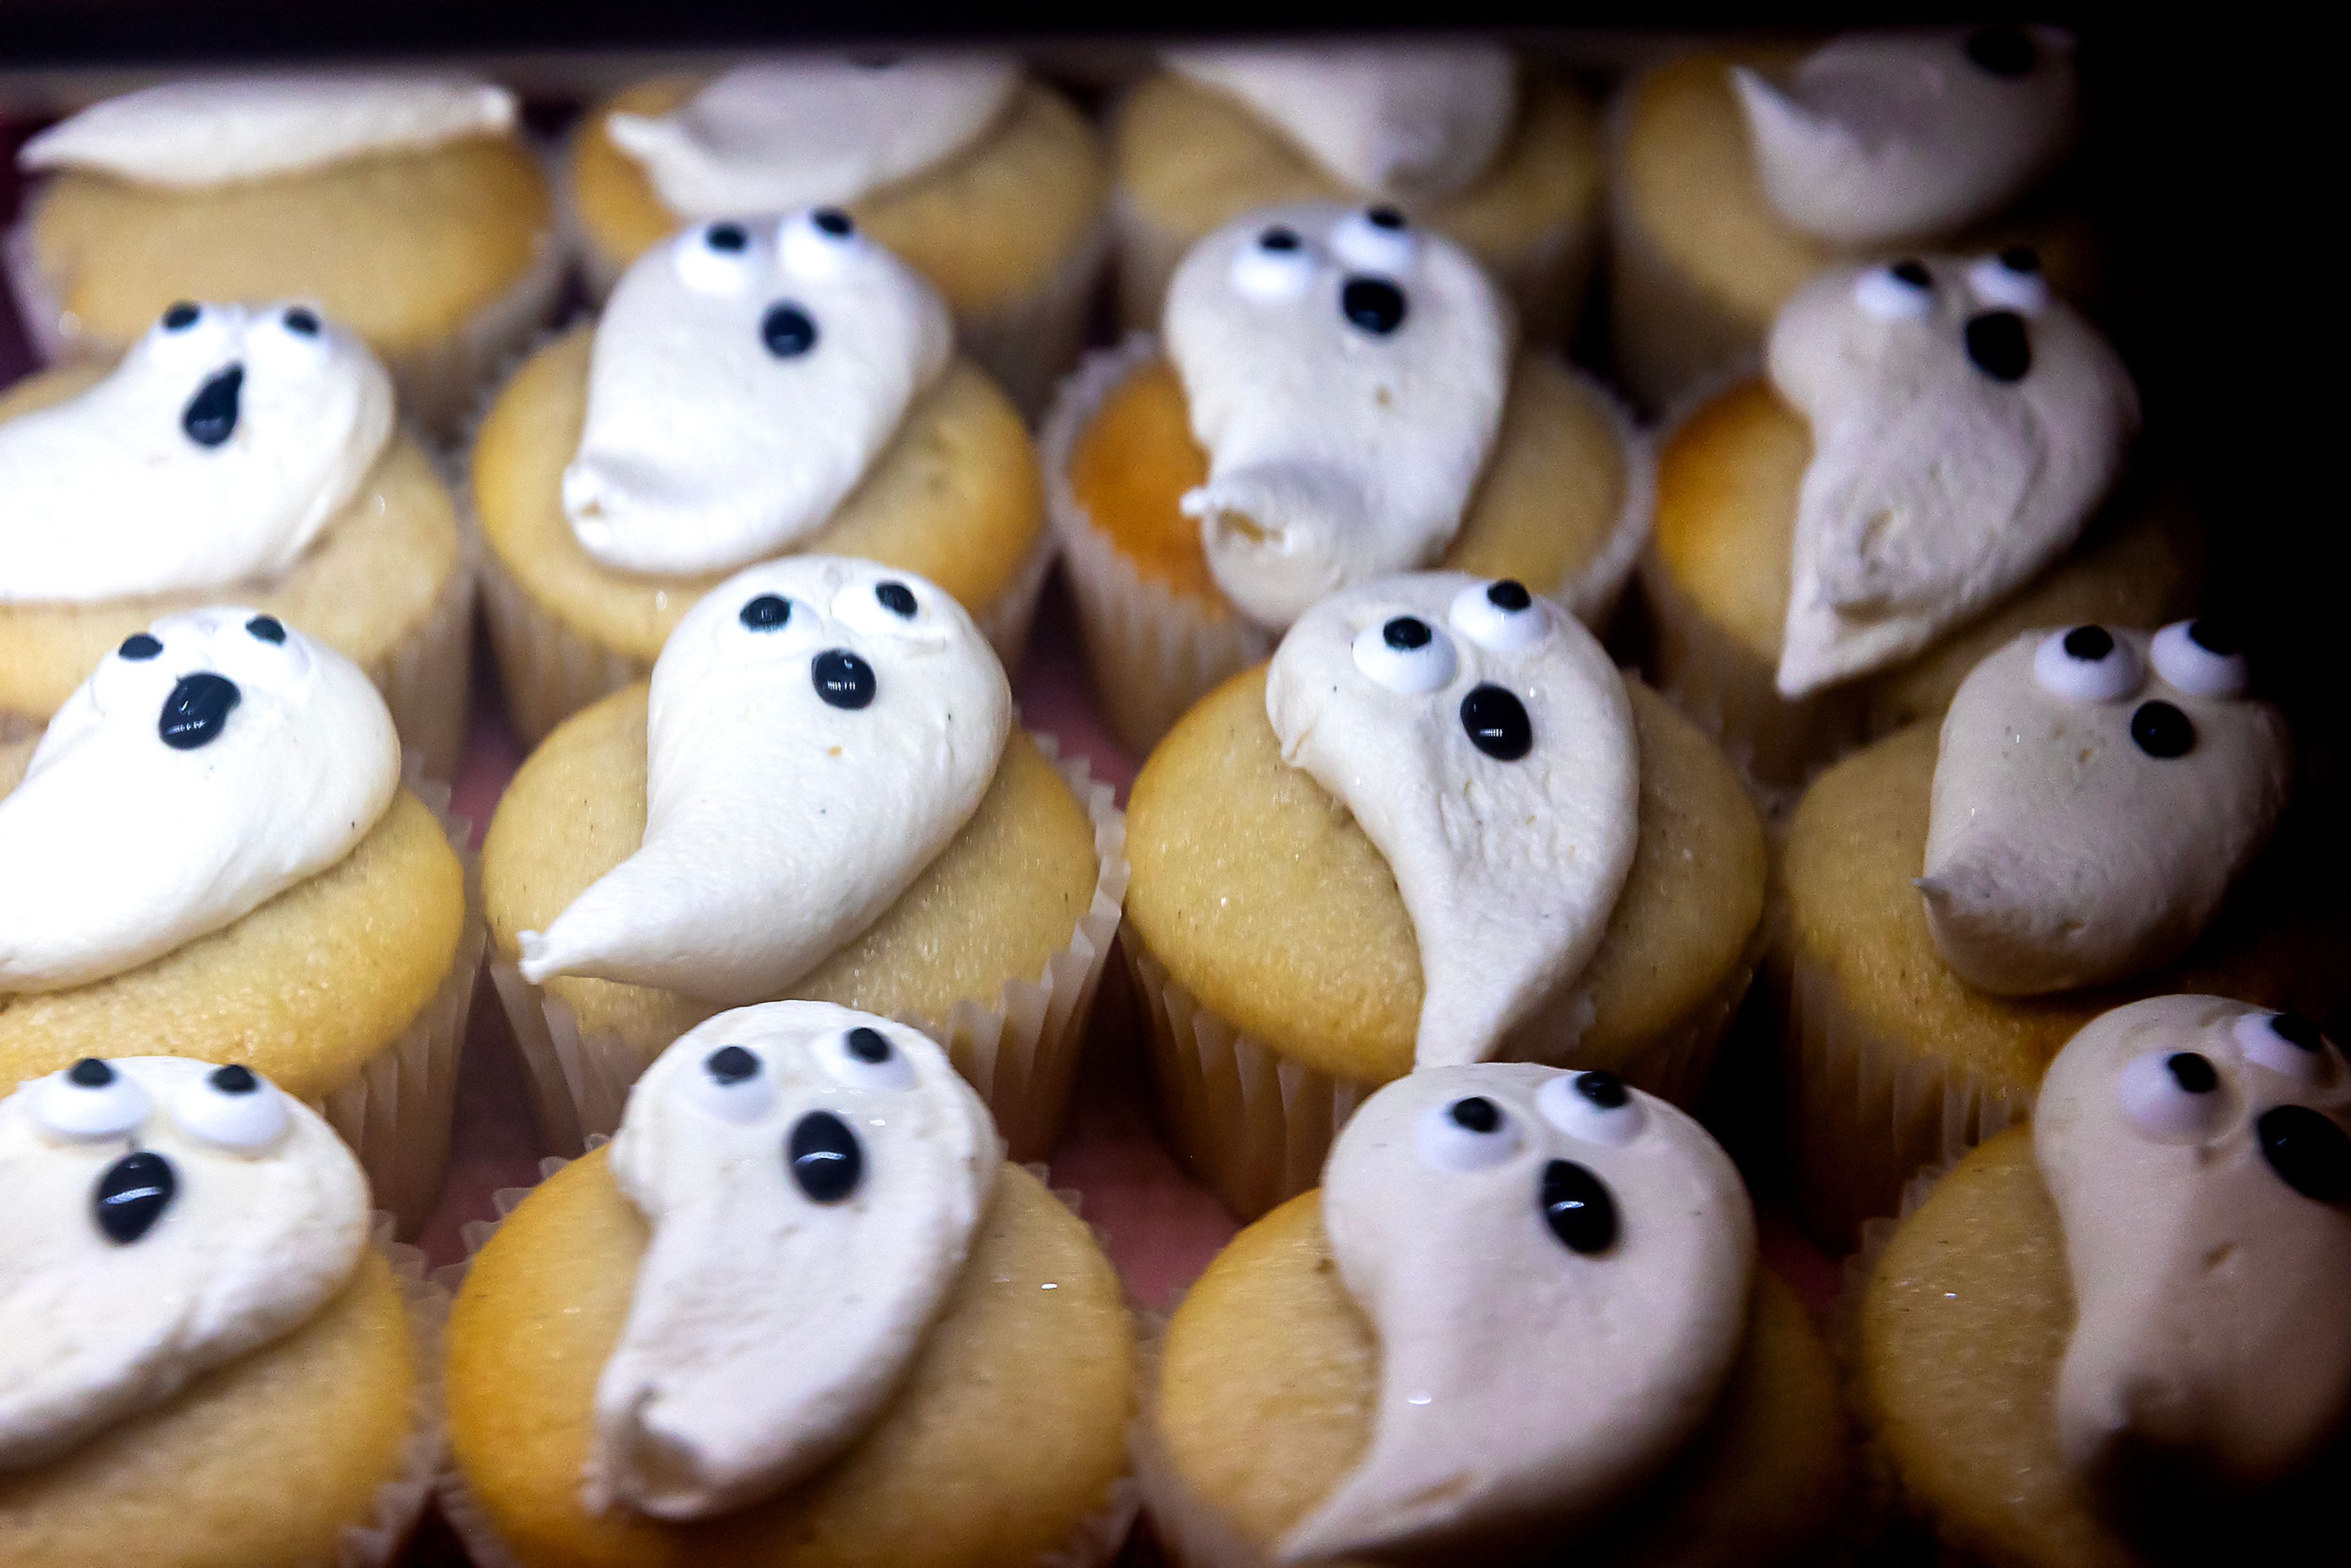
[1449,578,1549,654]
[812,1024,918,1092]
[1352,615,1458,695]
[173,1063,290,1153]
[1535,1070,1646,1147]
[1340,276,1409,336]
[788,1110,864,1203]
[31,1058,151,1141]
[830,577,947,645]
[684,1044,779,1124]
[144,300,236,369]
[1415,1095,1523,1173]
[1966,248,2049,315]
[161,301,202,332]
[1330,205,1417,274]
[245,304,334,374]
[118,632,163,661]
[2150,618,2249,699]
[1231,225,1316,302]
[1854,260,1936,321]
[2235,1011,2335,1086]
[778,206,866,281]
[727,593,823,658]
[674,222,763,294]
[2031,624,2142,703]
[2118,1049,2232,1143]
[1540,1159,1619,1255]
[245,614,286,644]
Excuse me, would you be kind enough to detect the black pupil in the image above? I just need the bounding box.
[1340,277,1408,336]
[1575,1071,1629,1110]
[2187,617,2242,658]
[2258,1105,2351,1204]
[788,1111,864,1204]
[1460,685,1533,762]
[158,672,241,751]
[740,595,790,631]
[706,1045,759,1085]
[1449,1096,1501,1133]
[707,222,748,252]
[209,1064,258,1094]
[876,582,917,618]
[1965,25,2039,77]
[162,302,200,330]
[282,308,319,336]
[812,208,854,236]
[847,1027,891,1063]
[1891,259,1932,288]
[2000,246,2042,274]
[812,650,877,710]
[95,1152,176,1245]
[246,614,285,643]
[2165,1052,2219,1094]
[762,303,819,359]
[119,633,162,661]
[2061,625,2113,661]
[68,1057,114,1087]
[1383,616,1431,651]
[2273,1013,2325,1052]
[1542,1159,1618,1255]
[1367,206,1406,230]
[2131,700,2195,759]
[1964,312,2032,382]
[1259,227,1300,252]
[1487,579,1532,612]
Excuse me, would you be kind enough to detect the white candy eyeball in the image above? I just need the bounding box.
[1966,248,2051,315]
[1854,260,1937,321]
[1230,223,1317,302]
[2150,619,2250,699]
[812,1024,919,1092]
[173,1063,290,1153]
[778,207,866,281]
[1415,1094,1524,1173]
[141,300,239,369]
[726,591,823,656]
[673,221,765,295]
[243,304,335,376]
[1329,206,1418,274]
[2118,1049,2233,1143]
[1449,578,1550,654]
[30,1059,151,1141]
[1535,1070,1647,1147]
[2234,1011,2335,1086]
[1352,614,1458,695]
[684,1044,780,1124]
[2032,624,2143,703]
[830,576,949,645]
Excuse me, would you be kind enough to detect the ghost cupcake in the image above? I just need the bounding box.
[0,299,474,778]
[1775,621,2349,1245]
[1112,42,1603,342]
[1140,1063,1848,1567]
[0,610,481,1232]
[1856,997,2351,1566]
[474,209,1051,746]
[443,1002,1136,1568]
[567,53,1106,416]
[1049,202,1649,754]
[10,73,558,434]
[481,555,1123,1160]
[1609,30,2097,410]
[0,1057,443,1567]
[1123,571,1764,1218]
[1643,251,2201,787]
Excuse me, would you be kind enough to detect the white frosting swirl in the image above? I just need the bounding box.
[1284,1062,1754,1559]
[2036,996,2351,1491]
[563,211,952,577]
[1769,254,2139,697]
[607,55,1019,218]
[0,1057,370,1470]
[519,557,1010,1005]
[1731,28,2076,247]
[0,301,394,605]
[1265,573,1638,1069]
[18,75,516,187]
[1921,623,2290,996]
[1165,42,1517,200]
[589,1002,994,1518]
[0,608,399,992]
[1167,204,1512,629]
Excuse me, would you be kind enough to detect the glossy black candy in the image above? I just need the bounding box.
[1541,1159,1618,1255]
[119,634,162,661]
[705,1046,760,1085]
[740,594,792,631]
[2258,1105,2351,1204]
[1340,277,1408,336]
[875,582,917,618]
[762,303,819,359]
[1460,685,1532,761]
[245,614,286,643]
[847,1026,891,1063]
[789,1111,863,1203]
[1573,1070,1629,1110]
[2132,700,2195,759]
[812,650,877,710]
[158,673,241,751]
[95,1151,176,1245]
[1449,1095,1501,1133]
[182,365,244,448]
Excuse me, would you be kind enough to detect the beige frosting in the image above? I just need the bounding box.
[1769,254,2139,696]
[1283,1062,1755,1559]
[2036,996,2351,1491]
[1922,624,2289,996]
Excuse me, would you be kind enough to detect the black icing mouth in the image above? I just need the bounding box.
[95,1151,176,1245]
[158,672,241,750]
[181,364,244,448]
[1540,1158,1618,1255]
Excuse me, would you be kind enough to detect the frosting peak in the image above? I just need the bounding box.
[1,300,394,605]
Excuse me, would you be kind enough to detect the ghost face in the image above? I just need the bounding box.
[1921,621,2290,996]
[0,300,394,604]
[0,1056,370,1470]
[2034,997,2351,1493]
[1280,1062,1755,1561]
[0,607,400,992]
[561,211,953,577]
[1767,252,2139,697]
[1264,572,1639,1068]
[588,1002,996,1519]
[517,555,1011,1005]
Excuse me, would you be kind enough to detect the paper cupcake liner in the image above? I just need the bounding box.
[487,737,1129,1163]
[336,1220,454,1568]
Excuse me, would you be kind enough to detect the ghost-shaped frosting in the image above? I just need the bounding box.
[1281,1062,1754,1559]
[1,301,394,604]
[561,211,953,577]
[1731,28,2077,246]
[1265,572,1638,1068]
[606,55,1019,218]
[1769,252,2139,697]
[1165,42,1517,201]
[1166,205,1512,630]
[1921,621,2289,996]
[17,74,516,186]
[2035,996,2351,1492]
[0,607,400,992]
[0,1057,370,1470]
[587,1002,995,1518]
[518,557,1011,1005]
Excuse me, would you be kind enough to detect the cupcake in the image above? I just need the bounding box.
[473,209,1051,746]
[11,73,558,435]
[1642,252,2198,787]
[0,299,474,779]
[1049,202,1648,754]
[0,610,481,1232]
[481,555,1125,1160]
[1776,620,2349,1246]
[1855,996,2350,1566]
[1610,30,2094,410]
[1112,42,1603,342]
[1123,571,1765,1218]
[0,1056,443,1567]
[1139,1063,1848,1566]
[443,1002,1136,1568]
[567,53,1108,416]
